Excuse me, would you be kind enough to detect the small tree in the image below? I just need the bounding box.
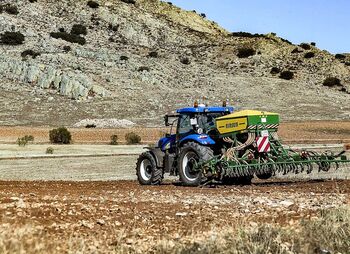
[237,47,256,58]
[279,71,294,80]
[49,127,72,144]
[110,135,118,145]
[304,52,315,59]
[0,31,25,45]
[17,135,34,147]
[323,77,341,87]
[125,132,141,144]
[46,147,54,154]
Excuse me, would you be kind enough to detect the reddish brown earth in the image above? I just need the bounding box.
[0,180,349,253]
[0,121,350,144]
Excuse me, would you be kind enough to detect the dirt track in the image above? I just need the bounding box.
[0,180,349,253]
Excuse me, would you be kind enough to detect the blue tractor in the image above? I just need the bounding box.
[136,103,350,186]
[136,102,235,186]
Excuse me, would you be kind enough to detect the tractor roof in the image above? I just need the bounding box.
[177,106,234,114]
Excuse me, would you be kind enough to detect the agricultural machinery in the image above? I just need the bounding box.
[136,102,349,186]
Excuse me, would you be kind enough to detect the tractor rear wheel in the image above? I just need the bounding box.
[178,142,213,186]
[136,152,163,185]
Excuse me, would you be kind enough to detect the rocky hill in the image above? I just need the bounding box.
[0,0,349,126]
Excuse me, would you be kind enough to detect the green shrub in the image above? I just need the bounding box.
[138,66,150,72]
[231,32,265,38]
[299,43,311,50]
[345,62,350,66]
[108,23,119,32]
[323,77,341,87]
[125,132,141,144]
[0,31,25,45]
[50,32,86,45]
[148,51,158,58]
[304,51,315,58]
[279,70,294,80]
[270,67,280,75]
[17,135,34,147]
[291,47,301,54]
[180,57,191,65]
[280,37,292,45]
[29,0,37,2]
[46,147,54,154]
[110,135,118,145]
[200,13,206,18]
[21,50,40,59]
[335,54,346,60]
[0,4,19,15]
[310,42,316,46]
[49,127,72,144]
[63,45,71,52]
[121,0,136,4]
[237,47,256,58]
[87,1,99,8]
[120,55,129,61]
[71,24,87,36]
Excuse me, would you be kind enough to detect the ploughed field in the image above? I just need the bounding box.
[0,121,350,144]
[1,180,350,253]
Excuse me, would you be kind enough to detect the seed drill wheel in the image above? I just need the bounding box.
[256,173,273,180]
[136,152,163,185]
[178,142,213,186]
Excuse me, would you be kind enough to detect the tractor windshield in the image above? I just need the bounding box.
[198,113,223,133]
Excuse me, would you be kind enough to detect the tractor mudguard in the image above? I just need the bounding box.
[179,134,215,146]
[146,147,165,168]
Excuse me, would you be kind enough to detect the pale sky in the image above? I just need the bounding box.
[170,0,349,54]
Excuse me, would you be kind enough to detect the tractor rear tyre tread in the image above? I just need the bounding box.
[136,152,163,185]
[178,142,214,186]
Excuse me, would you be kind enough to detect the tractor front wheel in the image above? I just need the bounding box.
[136,152,163,185]
[178,142,213,186]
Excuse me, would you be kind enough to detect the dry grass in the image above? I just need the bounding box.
[1,207,349,254]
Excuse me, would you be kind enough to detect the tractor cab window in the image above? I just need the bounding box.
[198,113,223,133]
[178,114,193,134]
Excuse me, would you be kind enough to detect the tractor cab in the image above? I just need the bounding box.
[160,104,234,152]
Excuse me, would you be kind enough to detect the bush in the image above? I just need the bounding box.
[299,43,311,50]
[87,1,99,8]
[0,31,25,45]
[231,32,265,38]
[0,4,19,15]
[323,77,341,87]
[120,55,129,61]
[85,124,96,128]
[21,49,40,59]
[291,47,301,54]
[148,51,158,58]
[46,147,54,154]
[280,37,292,45]
[345,62,350,66]
[17,135,34,147]
[304,52,315,59]
[29,0,37,2]
[237,47,256,58]
[200,13,206,18]
[108,24,119,32]
[121,0,136,4]
[335,54,346,60]
[180,57,191,65]
[279,70,294,80]
[270,67,280,75]
[63,45,71,52]
[138,66,150,72]
[110,135,118,145]
[125,132,141,144]
[310,42,316,46]
[71,24,87,36]
[49,127,72,144]
[50,32,86,45]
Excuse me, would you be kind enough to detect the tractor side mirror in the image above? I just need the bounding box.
[164,115,170,126]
